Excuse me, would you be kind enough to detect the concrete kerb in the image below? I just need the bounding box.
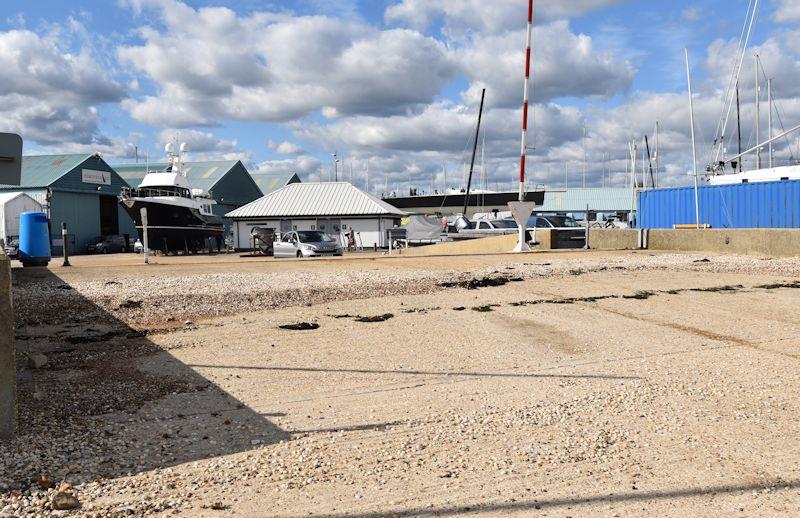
[0,250,15,439]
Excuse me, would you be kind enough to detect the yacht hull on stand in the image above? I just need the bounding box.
[121,199,223,253]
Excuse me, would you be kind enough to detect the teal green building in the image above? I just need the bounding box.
[0,154,137,254]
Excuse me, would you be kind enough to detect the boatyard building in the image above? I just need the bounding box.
[250,171,301,196]
[0,154,136,253]
[226,182,406,250]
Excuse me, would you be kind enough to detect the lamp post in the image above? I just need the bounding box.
[333,152,340,182]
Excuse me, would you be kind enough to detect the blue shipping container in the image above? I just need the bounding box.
[638,180,800,229]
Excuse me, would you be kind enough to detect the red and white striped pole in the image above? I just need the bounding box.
[519,0,534,202]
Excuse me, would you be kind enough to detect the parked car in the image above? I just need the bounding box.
[3,238,19,259]
[87,235,128,254]
[473,219,518,231]
[274,231,344,258]
[528,215,586,248]
[457,218,518,237]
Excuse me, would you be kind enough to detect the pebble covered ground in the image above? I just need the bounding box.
[11,253,800,328]
[2,252,799,516]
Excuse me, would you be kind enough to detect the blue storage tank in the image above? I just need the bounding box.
[18,211,51,267]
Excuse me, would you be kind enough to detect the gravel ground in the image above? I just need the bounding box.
[10,252,800,328]
[2,251,800,516]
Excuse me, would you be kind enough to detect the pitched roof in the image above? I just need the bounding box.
[226,182,406,219]
[112,160,240,192]
[0,192,29,204]
[250,171,300,195]
[539,188,633,213]
[8,154,93,188]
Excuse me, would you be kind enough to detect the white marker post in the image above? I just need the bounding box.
[510,0,537,253]
[140,207,149,264]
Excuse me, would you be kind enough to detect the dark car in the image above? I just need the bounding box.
[3,238,19,259]
[87,235,128,254]
[528,215,586,249]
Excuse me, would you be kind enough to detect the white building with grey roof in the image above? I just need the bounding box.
[226,182,406,250]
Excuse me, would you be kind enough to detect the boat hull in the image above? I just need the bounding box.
[120,199,224,252]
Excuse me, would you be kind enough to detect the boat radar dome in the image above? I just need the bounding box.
[165,142,175,154]
[180,142,189,153]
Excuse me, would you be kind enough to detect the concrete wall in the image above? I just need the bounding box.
[0,250,14,438]
[647,229,800,256]
[400,234,520,256]
[589,229,639,250]
[399,231,553,257]
[590,228,800,256]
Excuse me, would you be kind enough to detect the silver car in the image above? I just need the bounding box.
[273,230,344,258]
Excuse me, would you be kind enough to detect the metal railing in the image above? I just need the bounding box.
[120,186,191,199]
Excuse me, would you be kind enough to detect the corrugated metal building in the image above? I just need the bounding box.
[250,171,301,196]
[0,154,136,253]
[638,180,800,229]
[226,182,406,249]
[113,160,263,235]
[538,188,633,216]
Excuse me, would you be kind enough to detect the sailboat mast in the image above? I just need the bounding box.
[755,54,761,170]
[736,81,743,172]
[686,48,701,229]
[654,121,660,188]
[768,77,774,168]
[518,0,534,202]
[462,88,486,217]
[582,123,587,188]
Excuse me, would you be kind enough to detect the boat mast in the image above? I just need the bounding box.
[462,88,486,218]
[736,81,743,172]
[768,77,774,168]
[645,135,655,189]
[582,122,587,188]
[710,0,760,170]
[654,121,660,188]
[755,54,761,170]
[686,48,701,229]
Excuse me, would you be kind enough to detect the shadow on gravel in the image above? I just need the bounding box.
[5,268,289,489]
[185,364,639,381]
[318,479,800,518]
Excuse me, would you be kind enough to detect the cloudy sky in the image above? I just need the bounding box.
[3,0,800,194]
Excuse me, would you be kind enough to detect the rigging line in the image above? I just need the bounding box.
[759,66,798,163]
[773,97,796,161]
[772,94,798,163]
[710,0,760,167]
[707,0,754,166]
[711,0,758,163]
[709,0,754,155]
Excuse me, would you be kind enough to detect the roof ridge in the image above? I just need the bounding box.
[23,153,94,159]
[226,181,405,218]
